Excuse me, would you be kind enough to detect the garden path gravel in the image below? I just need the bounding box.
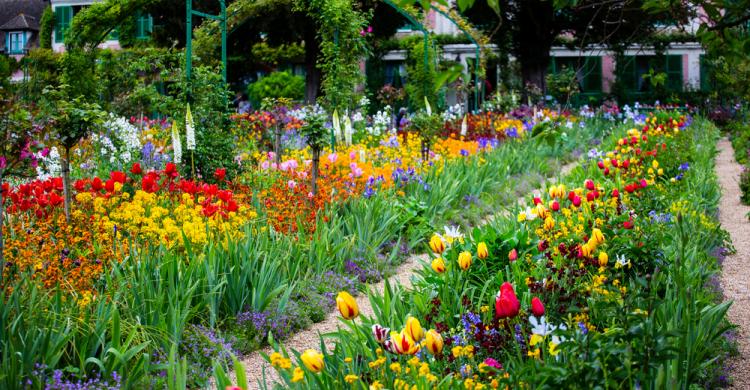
[717,138,750,389]
[233,160,578,389]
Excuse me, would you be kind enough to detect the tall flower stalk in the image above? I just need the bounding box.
[185,104,196,177]
[172,121,182,164]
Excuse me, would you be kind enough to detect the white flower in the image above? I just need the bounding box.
[530,316,555,336]
[615,254,631,268]
[185,104,196,151]
[442,225,464,244]
[525,207,538,221]
[172,122,182,164]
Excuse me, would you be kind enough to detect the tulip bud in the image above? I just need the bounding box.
[495,282,520,319]
[538,240,548,252]
[429,234,445,254]
[585,179,595,191]
[508,248,518,262]
[586,192,595,202]
[336,291,359,320]
[640,179,648,188]
[623,160,630,169]
[531,297,545,317]
[591,228,605,245]
[372,324,390,344]
[572,195,582,207]
[611,189,620,198]
[300,349,325,373]
[477,242,489,260]
[458,251,472,271]
[598,251,609,266]
[533,197,542,205]
[405,316,424,342]
[431,257,446,273]
[604,167,610,176]
[551,200,560,212]
[425,329,444,355]
[623,220,634,229]
[543,216,555,230]
[597,161,605,169]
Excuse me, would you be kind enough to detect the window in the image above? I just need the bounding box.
[54,6,73,44]
[548,56,603,94]
[617,55,683,93]
[136,13,153,39]
[7,31,25,54]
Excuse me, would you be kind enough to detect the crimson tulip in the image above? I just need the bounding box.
[495,282,520,319]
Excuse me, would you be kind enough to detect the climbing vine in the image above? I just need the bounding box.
[296,0,370,111]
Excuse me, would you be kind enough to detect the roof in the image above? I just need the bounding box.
[0,0,47,28]
[0,14,39,31]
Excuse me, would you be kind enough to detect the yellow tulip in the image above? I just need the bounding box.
[591,228,605,245]
[391,330,419,355]
[535,204,548,219]
[300,349,324,373]
[543,216,555,230]
[431,257,446,273]
[477,242,489,260]
[598,251,609,266]
[425,329,444,355]
[458,251,472,271]
[405,316,424,341]
[581,243,593,258]
[336,291,359,320]
[429,234,445,254]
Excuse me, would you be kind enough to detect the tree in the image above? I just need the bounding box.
[299,112,327,195]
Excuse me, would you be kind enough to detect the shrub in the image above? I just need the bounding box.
[247,71,304,106]
[741,167,750,205]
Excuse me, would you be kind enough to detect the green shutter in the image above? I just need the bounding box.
[54,6,72,44]
[699,55,712,92]
[582,57,602,92]
[136,13,153,39]
[665,55,683,91]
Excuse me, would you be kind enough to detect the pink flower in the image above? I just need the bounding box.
[260,161,271,170]
[307,192,314,199]
[0,156,6,169]
[349,151,357,160]
[328,153,338,163]
[350,163,363,178]
[372,324,390,343]
[483,358,502,369]
[288,180,296,189]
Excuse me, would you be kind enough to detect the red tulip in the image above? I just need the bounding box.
[572,195,581,207]
[214,168,227,182]
[586,192,595,202]
[623,219,634,229]
[611,159,619,167]
[622,160,630,169]
[508,248,518,262]
[130,163,142,175]
[597,161,605,169]
[611,189,620,198]
[531,297,545,317]
[533,197,542,205]
[495,282,520,319]
[91,177,104,192]
[640,179,648,188]
[585,179,595,191]
[604,167,610,176]
[551,200,560,212]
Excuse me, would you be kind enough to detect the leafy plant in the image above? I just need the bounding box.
[248,71,305,106]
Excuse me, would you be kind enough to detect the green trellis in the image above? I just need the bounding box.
[185,0,228,101]
[429,5,483,112]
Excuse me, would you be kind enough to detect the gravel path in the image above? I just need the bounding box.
[716,138,750,389]
[234,160,579,389]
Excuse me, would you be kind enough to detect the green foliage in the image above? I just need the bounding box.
[59,49,99,101]
[545,65,580,105]
[18,49,60,102]
[65,0,157,50]
[39,6,55,49]
[251,42,305,66]
[405,39,438,110]
[300,0,370,110]
[247,71,305,106]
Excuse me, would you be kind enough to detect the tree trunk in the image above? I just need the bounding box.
[62,146,72,222]
[304,27,321,104]
[311,148,320,196]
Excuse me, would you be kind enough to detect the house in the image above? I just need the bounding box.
[0,0,48,57]
[51,0,153,52]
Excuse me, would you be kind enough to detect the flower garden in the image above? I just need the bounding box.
[2,0,750,389]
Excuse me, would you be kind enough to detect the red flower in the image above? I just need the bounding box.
[586,192,595,202]
[551,200,560,212]
[214,168,227,182]
[217,189,233,203]
[611,159,619,167]
[91,177,104,192]
[585,179,595,191]
[495,282,520,319]
[141,173,160,193]
[572,195,581,207]
[597,161,605,169]
[622,160,630,169]
[531,297,545,317]
[640,179,648,188]
[624,184,636,193]
[611,189,620,198]
[130,163,143,175]
[533,197,542,205]
[110,171,127,184]
[623,219,634,229]
[164,162,178,178]
[604,167,610,176]
[74,179,88,193]
[105,179,115,193]
[49,192,63,206]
